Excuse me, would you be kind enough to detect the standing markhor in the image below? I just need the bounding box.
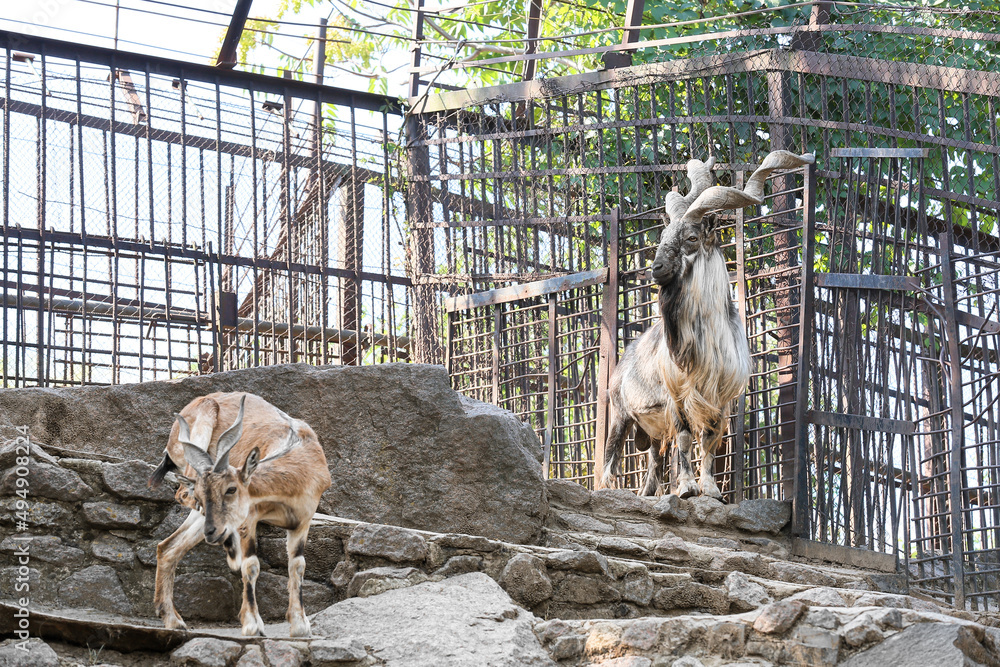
[602,150,815,498]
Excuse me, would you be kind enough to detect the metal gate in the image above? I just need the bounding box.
[798,147,1000,610]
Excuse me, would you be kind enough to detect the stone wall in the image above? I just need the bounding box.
[0,364,548,544]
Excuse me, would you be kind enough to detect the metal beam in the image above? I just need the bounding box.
[217,0,255,69]
[523,0,543,81]
[604,0,645,69]
[0,29,402,114]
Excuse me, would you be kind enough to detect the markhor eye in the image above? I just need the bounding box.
[226,487,237,495]
[687,235,698,242]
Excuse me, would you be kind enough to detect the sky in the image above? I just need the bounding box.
[0,0,401,96]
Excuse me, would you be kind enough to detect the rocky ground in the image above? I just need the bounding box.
[0,365,998,665]
[2,477,999,666]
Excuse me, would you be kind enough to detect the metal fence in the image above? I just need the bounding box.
[409,10,1000,609]
[0,29,411,387]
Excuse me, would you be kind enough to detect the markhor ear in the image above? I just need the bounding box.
[242,447,260,483]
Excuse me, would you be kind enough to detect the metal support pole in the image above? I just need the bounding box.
[217,0,255,68]
[792,162,817,536]
[523,0,543,81]
[594,209,620,488]
[544,293,557,479]
[603,0,645,69]
[939,230,967,610]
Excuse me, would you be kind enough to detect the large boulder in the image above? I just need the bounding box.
[0,364,547,543]
[310,572,555,667]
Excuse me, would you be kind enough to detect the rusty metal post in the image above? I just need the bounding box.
[939,230,967,610]
[594,210,620,489]
[792,162,817,536]
[766,69,801,501]
[544,292,557,479]
[733,172,747,503]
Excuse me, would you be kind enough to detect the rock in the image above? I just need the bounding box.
[697,536,739,550]
[553,573,621,605]
[434,555,482,577]
[784,625,840,666]
[0,461,94,501]
[595,658,652,667]
[311,638,368,664]
[346,567,429,599]
[788,587,848,608]
[590,488,653,516]
[234,645,266,667]
[728,499,791,534]
[806,608,840,630]
[0,438,59,468]
[555,512,615,533]
[615,520,657,538]
[725,571,771,612]
[865,573,908,595]
[0,365,548,543]
[153,505,192,539]
[0,567,57,606]
[842,623,990,666]
[653,582,728,614]
[621,619,661,650]
[688,496,728,526]
[598,536,649,557]
[91,535,135,565]
[842,616,884,647]
[708,621,748,660]
[753,600,806,634]
[311,572,555,666]
[0,638,60,667]
[652,535,690,562]
[432,533,499,551]
[256,571,335,617]
[545,550,609,575]
[546,479,591,507]
[58,565,133,615]
[171,638,242,667]
[0,499,70,527]
[81,501,142,529]
[102,460,176,501]
[621,567,655,606]
[653,494,690,522]
[769,562,837,587]
[173,575,236,621]
[345,523,428,563]
[0,535,84,567]
[852,592,911,609]
[330,560,357,588]
[670,659,705,667]
[501,554,553,608]
[584,622,624,654]
[549,636,586,660]
[262,641,301,667]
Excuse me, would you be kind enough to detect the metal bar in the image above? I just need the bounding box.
[594,210,619,489]
[217,0,258,68]
[814,273,922,291]
[831,148,930,159]
[733,171,747,503]
[544,292,556,479]
[939,231,967,610]
[523,0,543,81]
[0,30,401,113]
[443,268,608,312]
[806,410,916,436]
[792,162,816,536]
